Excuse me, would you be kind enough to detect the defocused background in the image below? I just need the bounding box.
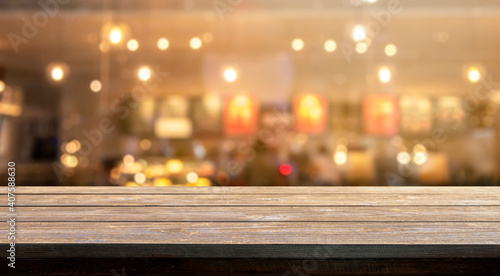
[0,0,500,186]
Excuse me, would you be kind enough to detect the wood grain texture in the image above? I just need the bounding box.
[14,206,500,222]
[1,186,499,260]
[8,222,500,244]
[3,193,500,206]
[2,186,499,194]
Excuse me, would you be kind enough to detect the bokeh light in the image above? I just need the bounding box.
[157,38,169,50]
[292,38,304,51]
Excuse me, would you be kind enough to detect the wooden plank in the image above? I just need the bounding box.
[3,193,499,206]
[6,222,500,245]
[2,186,498,261]
[2,186,500,194]
[14,206,500,222]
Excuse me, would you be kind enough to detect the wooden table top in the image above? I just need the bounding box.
[1,186,499,259]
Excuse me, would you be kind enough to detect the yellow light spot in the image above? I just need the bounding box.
[224,67,237,82]
[352,25,366,42]
[109,27,122,44]
[186,172,198,183]
[324,40,337,52]
[61,154,78,168]
[190,37,202,50]
[72,140,81,151]
[397,152,411,164]
[0,81,4,92]
[51,66,64,81]
[123,154,135,165]
[468,67,480,83]
[125,182,138,187]
[127,39,139,51]
[413,144,427,154]
[413,152,427,165]
[355,42,367,54]
[379,67,391,83]
[166,159,184,174]
[157,38,169,50]
[60,153,68,163]
[134,173,146,184]
[90,80,102,92]
[385,44,397,56]
[292,38,304,51]
[334,151,347,165]
[138,66,151,81]
[196,177,211,186]
[154,178,172,186]
[144,167,155,178]
[65,142,77,154]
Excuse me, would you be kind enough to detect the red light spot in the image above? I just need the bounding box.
[279,164,292,176]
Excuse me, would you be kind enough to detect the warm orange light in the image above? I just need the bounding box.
[127,39,139,51]
[166,159,184,174]
[324,40,337,52]
[134,173,146,184]
[385,44,397,56]
[379,67,391,83]
[190,37,202,49]
[61,154,78,168]
[90,80,102,92]
[186,172,199,183]
[352,25,366,42]
[397,151,411,164]
[468,67,480,83]
[292,38,304,51]
[109,27,122,44]
[123,154,135,165]
[51,66,64,81]
[138,66,151,81]
[294,94,326,134]
[363,95,399,136]
[224,95,257,136]
[334,151,347,165]
[224,67,237,82]
[355,42,367,54]
[153,178,172,186]
[157,38,169,50]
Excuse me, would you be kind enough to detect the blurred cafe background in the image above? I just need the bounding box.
[0,0,500,187]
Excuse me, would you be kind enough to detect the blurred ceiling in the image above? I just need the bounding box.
[0,0,499,97]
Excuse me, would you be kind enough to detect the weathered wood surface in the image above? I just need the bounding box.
[14,206,500,222]
[2,186,499,194]
[3,193,500,206]
[1,186,499,260]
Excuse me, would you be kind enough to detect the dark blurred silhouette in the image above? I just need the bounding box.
[243,140,279,186]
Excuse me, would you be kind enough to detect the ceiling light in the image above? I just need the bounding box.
[292,38,304,51]
[157,38,169,50]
